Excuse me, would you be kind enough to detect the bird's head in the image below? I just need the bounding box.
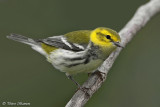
[90,27,123,48]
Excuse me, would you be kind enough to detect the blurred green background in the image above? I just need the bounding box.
[0,0,160,107]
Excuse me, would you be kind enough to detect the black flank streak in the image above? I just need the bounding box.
[65,62,84,68]
[84,56,90,64]
[65,57,84,61]
[64,42,100,68]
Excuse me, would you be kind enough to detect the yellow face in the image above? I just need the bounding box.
[90,27,122,47]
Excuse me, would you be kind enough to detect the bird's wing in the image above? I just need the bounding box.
[38,30,91,52]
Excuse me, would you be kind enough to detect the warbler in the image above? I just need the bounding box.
[7,27,123,87]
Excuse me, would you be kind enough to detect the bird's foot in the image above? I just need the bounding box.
[93,71,106,81]
[76,86,91,97]
[87,73,92,77]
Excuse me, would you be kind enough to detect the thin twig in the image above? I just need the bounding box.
[66,0,160,107]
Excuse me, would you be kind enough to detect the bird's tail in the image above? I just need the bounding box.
[7,34,39,46]
[7,34,46,56]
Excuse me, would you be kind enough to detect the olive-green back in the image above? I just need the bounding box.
[64,30,91,45]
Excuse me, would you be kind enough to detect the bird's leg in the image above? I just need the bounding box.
[67,75,91,94]
[67,75,81,89]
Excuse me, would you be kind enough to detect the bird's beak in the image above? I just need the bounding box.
[113,42,124,48]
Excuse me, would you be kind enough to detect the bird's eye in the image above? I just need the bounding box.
[106,35,111,39]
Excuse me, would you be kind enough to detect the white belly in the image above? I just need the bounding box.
[47,49,103,75]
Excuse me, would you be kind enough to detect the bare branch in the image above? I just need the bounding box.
[66,0,160,107]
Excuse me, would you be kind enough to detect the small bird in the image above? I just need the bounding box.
[7,27,123,88]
